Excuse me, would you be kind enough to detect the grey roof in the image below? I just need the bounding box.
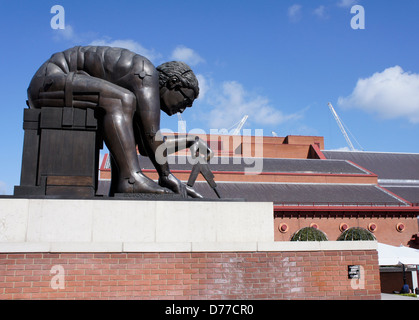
[193,182,409,206]
[103,155,372,175]
[96,180,409,206]
[323,151,419,180]
[98,152,415,206]
[384,186,419,205]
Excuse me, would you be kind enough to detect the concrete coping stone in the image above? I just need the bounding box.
[0,198,377,253]
[0,241,377,253]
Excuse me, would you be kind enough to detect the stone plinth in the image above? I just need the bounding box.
[0,198,273,252]
[0,198,381,300]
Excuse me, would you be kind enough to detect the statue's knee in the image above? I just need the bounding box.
[121,92,136,111]
[100,90,136,116]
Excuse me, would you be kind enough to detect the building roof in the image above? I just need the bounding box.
[383,186,419,205]
[97,137,418,208]
[322,150,419,205]
[193,182,410,206]
[322,150,419,180]
[103,154,372,175]
[96,180,410,206]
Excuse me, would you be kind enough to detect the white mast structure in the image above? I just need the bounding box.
[231,115,249,135]
[327,102,356,151]
[177,113,187,133]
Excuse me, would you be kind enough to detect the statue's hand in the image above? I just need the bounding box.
[190,138,214,162]
[159,173,203,198]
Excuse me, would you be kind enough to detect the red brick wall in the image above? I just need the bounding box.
[0,250,381,300]
[275,214,419,248]
[380,271,414,294]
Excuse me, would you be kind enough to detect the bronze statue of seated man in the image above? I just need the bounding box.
[27,46,211,198]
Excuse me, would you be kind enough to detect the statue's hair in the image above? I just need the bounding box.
[156,61,199,98]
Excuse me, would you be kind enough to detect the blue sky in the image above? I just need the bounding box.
[1,0,419,194]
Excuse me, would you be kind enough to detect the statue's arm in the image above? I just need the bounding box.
[126,74,191,197]
[132,80,170,176]
[118,61,205,198]
[164,135,214,161]
[159,136,213,199]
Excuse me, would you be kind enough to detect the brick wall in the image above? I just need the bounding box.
[380,271,415,294]
[0,250,381,300]
[275,213,419,248]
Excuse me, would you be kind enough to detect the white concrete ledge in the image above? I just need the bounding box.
[191,241,258,252]
[0,242,51,253]
[50,242,123,253]
[0,198,378,253]
[0,241,377,253]
[257,240,377,251]
[0,198,274,243]
[123,242,191,253]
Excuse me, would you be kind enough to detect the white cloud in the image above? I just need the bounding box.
[0,181,7,195]
[58,24,77,40]
[195,74,209,100]
[51,24,162,63]
[338,66,419,123]
[52,24,82,42]
[170,45,205,66]
[288,4,302,22]
[313,6,328,19]
[205,80,302,129]
[330,146,352,151]
[90,38,162,63]
[337,0,358,8]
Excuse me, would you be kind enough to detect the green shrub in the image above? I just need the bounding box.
[290,227,328,241]
[337,227,376,241]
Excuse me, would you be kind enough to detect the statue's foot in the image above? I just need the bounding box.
[116,172,173,194]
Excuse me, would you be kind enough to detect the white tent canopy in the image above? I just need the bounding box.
[378,243,419,266]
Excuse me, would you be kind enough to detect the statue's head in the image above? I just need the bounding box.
[157,61,199,116]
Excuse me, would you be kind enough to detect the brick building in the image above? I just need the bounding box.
[98,133,419,248]
[2,132,417,300]
[97,132,419,297]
